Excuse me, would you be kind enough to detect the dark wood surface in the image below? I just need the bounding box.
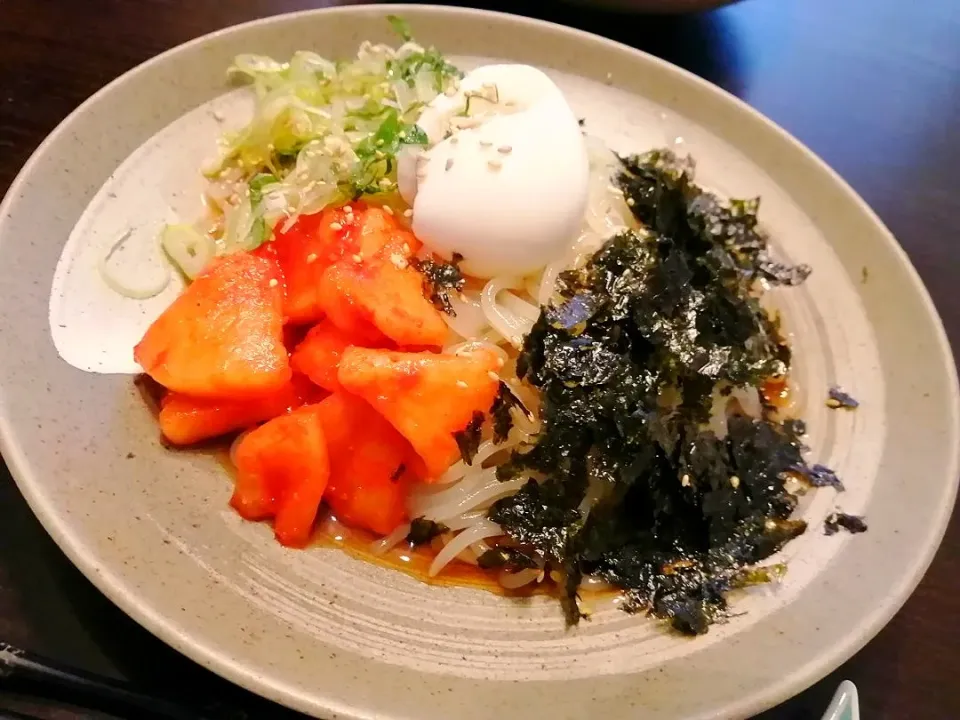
[1,0,958,718]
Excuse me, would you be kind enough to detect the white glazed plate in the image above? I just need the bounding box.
[0,6,956,720]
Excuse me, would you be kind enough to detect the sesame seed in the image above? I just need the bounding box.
[306,253,318,264]
[479,140,492,148]
[352,254,363,262]
[496,357,505,369]
[268,278,279,288]
[383,205,394,215]
[487,159,502,171]
[497,145,513,155]
[402,242,411,253]
[376,138,384,146]
[330,222,343,231]
[730,476,741,489]
[445,158,454,171]
[403,209,413,218]
[626,197,636,206]
[681,474,691,487]
[764,519,777,531]
[487,371,499,381]
[456,380,468,388]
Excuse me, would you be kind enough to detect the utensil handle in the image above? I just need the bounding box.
[0,643,209,720]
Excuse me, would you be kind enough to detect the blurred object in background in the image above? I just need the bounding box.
[433,0,743,92]
[562,0,740,12]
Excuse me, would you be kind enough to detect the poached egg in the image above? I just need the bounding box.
[398,64,589,279]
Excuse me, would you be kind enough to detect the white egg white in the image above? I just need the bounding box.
[398,64,589,279]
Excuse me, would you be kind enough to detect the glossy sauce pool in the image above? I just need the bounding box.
[135,377,532,592]
[312,514,564,598]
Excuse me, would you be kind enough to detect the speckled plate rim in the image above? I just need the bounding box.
[0,5,957,719]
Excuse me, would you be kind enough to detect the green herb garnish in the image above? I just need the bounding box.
[247,172,278,248]
[387,15,413,42]
[388,47,462,91]
[349,109,428,197]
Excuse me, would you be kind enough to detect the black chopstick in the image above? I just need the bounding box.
[0,642,212,720]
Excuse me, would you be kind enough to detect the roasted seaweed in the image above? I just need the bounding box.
[793,463,845,491]
[826,387,859,410]
[824,512,868,536]
[407,518,449,546]
[414,252,465,315]
[490,381,532,444]
[477,546,541,571]
[454,411,484,465]
[489,150,837,634]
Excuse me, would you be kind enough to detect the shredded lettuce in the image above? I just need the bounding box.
[101,19,462,296]
[160,224,215,280]
[200,21,460,257]
[134,18,462,285]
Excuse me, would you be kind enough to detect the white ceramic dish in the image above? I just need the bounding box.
[0,6,956,719]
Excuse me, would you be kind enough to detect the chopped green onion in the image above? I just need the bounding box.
[99,229,171,299]
[387,15,413,42]
[161,224,217,280]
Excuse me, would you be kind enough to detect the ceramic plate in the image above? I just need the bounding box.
[0,6,956,719]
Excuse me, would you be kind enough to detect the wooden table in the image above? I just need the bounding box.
[1,0,958,718]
